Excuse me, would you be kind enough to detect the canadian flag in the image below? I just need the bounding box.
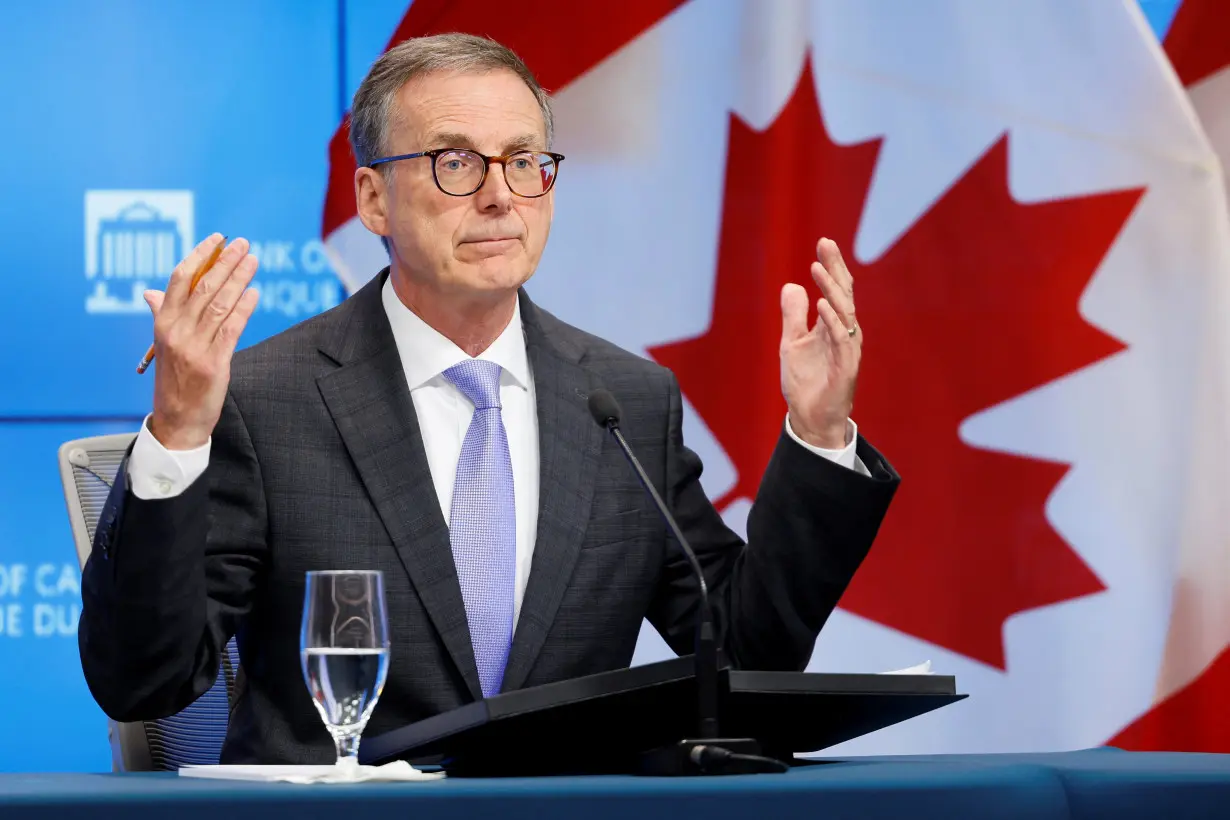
[322,0,1230,754]
[1107,0,1230,753]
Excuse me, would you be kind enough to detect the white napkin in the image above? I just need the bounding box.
[179,760,445,784]
[878,660,934,675]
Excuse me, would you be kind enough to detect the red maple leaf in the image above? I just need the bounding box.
[648,59,1142,669]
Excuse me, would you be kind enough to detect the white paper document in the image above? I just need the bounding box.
[179,760,444,784]
[878,660,934,675]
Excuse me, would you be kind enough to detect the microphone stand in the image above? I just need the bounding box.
[595,403,786,776]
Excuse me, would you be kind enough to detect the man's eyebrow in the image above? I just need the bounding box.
[500,134,544,153]
[424,131,477,150]
[423,132,546,153]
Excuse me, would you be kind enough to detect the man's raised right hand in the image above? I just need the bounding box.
[145,235,260,451]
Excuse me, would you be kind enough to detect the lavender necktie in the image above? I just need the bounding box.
[442,359,516,698]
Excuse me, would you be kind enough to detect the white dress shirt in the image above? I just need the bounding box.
[127,277,867,626]
[379,278,539,625]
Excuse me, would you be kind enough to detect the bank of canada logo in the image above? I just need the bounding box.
[84,190,194,315]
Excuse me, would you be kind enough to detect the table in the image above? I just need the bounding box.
[2,749,1228,819]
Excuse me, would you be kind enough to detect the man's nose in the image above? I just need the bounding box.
[474,161,514,210]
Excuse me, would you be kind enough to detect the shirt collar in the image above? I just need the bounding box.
[381,274,530,392]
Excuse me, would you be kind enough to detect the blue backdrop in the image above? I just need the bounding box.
[0,0,1184,773]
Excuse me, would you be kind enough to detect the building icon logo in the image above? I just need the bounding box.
[84,190,194,314]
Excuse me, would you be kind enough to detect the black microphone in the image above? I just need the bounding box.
[587,389,781,775]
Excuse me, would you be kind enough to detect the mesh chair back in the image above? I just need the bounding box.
[144,641,239,770]
[58,433,240,771]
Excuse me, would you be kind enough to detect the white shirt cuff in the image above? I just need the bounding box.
[126,414,211,500]
[785,415,870,476]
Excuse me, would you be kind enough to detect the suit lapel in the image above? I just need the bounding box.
[500,292,606,692]
[315,271,483,701]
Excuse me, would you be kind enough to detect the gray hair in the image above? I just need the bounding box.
[349,33,554,171]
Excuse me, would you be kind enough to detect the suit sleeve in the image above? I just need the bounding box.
[78,392,268,721]
[645,374,899,671]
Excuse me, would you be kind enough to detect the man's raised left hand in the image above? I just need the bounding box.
[779,237,862,450]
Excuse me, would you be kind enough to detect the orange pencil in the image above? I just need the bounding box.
[136,237,228,374]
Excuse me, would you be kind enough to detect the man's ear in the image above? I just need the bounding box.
[355,166,390,238]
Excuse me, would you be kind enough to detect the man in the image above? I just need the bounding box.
[80,33,899,765]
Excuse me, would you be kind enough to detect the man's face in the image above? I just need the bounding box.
[362,69,554,300]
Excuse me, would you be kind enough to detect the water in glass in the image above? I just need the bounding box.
[300,570,390,767]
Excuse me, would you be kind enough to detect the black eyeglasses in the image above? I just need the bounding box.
[367,148,565,198]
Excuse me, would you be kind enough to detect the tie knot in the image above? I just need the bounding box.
[443,359,503,409]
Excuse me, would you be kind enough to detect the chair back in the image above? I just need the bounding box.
[58,433,240,771]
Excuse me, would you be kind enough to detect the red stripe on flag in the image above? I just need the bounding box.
[322,0,689,238]
[1164,0,1230,88]
[1109,646,1230,752]
[323,120,357,240]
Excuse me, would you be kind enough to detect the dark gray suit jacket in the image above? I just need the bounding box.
[79,269,899,764]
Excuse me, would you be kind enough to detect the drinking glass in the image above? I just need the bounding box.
[300,570,390,768]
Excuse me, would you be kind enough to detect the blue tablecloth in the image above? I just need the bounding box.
[2,749,1227,820]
